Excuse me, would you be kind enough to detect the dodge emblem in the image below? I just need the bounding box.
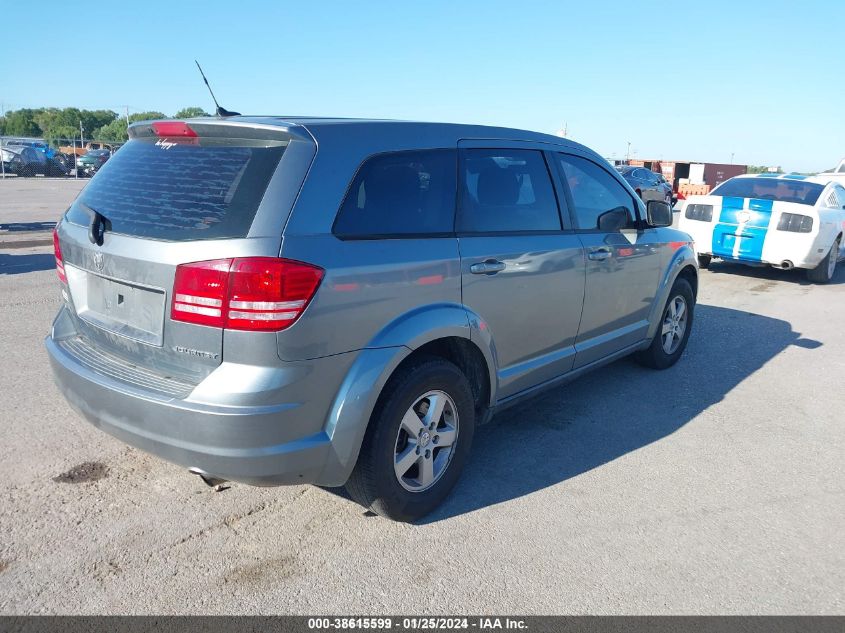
[93,251,104,272]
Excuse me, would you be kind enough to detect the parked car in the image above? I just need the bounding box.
[4,138,57,159]
[1,147,20,173]
[76,149,111,175]
[616,165,674,206]
[47,117,698,521]
[58,141,121,158]
[679,173,845,282]
[4,146,48,176]
[47,153,74,176]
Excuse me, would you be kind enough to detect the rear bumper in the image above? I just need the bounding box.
[684,222,825,269]
[45,331,348,487]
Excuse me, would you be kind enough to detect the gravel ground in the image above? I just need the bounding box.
[0,239,842,615]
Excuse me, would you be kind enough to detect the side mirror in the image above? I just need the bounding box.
[597,207,631,232]
[647,200,673,227]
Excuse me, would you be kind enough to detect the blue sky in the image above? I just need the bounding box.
[2,1,842,171]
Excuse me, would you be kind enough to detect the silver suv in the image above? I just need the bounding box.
[47,117,698,521]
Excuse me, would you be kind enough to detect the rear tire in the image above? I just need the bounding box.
[636,278,695,370]
[806,238,839,284]
[345,357,475,522]
[697,254,712,269]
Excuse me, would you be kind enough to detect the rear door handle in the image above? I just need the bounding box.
[470,260,507,274]
[587,247,612,261]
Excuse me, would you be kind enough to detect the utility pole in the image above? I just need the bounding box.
[730,152,735,164]
[626,141,631,163]
[124,106,130,128]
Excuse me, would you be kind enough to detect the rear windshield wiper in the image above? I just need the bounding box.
[79,202,111,246]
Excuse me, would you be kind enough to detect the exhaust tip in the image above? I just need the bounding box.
[189,467,229,491]
[781,260,794,270]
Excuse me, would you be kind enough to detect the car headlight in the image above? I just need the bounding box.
[684,204,713,222]
[777,213,813,233]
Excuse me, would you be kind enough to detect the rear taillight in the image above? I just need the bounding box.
[777,213,813,233]
[171,258,324,332]
[53,227,67,284]
[684,204,713,222]
[171,259,231,327]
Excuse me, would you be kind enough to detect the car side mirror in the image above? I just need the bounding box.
[597,207,631,232]
[647,200,673,227]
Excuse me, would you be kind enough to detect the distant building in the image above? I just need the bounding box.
[613,158,747,192]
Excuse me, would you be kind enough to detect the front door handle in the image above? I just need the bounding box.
[470,260,507,275]
[587,247,612,261]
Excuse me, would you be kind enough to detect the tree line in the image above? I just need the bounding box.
[0,107,210,143]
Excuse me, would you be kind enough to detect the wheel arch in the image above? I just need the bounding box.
[315,305,495,486]
[645,245,699,342]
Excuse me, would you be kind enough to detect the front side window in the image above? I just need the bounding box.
[333,150,456,237]
[557,154,637,231]
[457,149,561,233]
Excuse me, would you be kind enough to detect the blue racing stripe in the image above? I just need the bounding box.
[756,173,779,178]
[717,197,746,224]
[782,173,807,180]
[711,197,773,263]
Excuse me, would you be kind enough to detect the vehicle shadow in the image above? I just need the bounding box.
[0,252,56,275]
[416,303,817,523]
[706,259,845,286]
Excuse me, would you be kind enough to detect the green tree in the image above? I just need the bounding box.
[2,109,43,137]
[746,165,782,174]
[174,106,210,118]
[34,108,118,142]
[94,111,168,142]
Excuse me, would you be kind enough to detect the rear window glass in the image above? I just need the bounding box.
[333,150,457,237]
[65,137,286,241]
[711,177,823,206]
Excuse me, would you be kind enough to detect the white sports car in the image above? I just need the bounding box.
[678,174,845,283]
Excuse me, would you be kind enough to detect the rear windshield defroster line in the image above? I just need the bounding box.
[65,137,287,241]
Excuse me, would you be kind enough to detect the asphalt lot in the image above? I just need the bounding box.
[0,178,86,225]
[0,183,843,615]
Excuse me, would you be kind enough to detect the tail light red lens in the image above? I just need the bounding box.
[171,259,231,327]
[171,258,324,331]
[53,227,67,284]
[151,121,198,138]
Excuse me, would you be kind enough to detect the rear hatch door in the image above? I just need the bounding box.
[56,119,311,390]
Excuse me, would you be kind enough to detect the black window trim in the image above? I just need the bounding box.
[455,147,572,237]
[331,147,459,241]
[553,151,645,233]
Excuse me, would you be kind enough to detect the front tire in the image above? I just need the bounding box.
[636,278,695,369]
[345,357,475,522]
[806,237,840,284]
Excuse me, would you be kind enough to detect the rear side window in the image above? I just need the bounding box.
[333,150,456,237]
[557,154,636,231]
[65,137,286,241]
[457,149,561,233]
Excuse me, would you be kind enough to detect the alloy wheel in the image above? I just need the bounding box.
[661,295,688,355]
[393,390,459,492]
